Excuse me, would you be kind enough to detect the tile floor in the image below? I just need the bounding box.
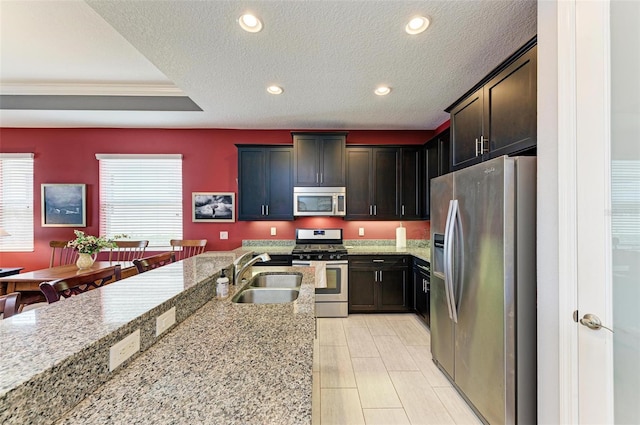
[312,314,482,425]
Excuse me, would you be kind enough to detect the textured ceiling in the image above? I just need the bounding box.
[0,0,537,129]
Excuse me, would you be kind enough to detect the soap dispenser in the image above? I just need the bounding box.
[216,269,230,299]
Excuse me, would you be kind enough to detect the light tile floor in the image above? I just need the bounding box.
[313,314,482,425]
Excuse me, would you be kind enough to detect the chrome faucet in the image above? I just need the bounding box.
[233,252,271,285]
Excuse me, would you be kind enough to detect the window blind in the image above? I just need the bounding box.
[97,154,183,249]
[0,153,34,252]
[612,160,640,249]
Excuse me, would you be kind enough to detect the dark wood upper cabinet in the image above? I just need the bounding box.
[292,132,346,187]
[450,88,484,170]
[346,146,401,220]
[372,148,400,219]
[485,45,537,159]
[447,39,537,171]
[400,147,422,219]
[346,145,424,221]
[422,130,450,220]
[237,145,293,221]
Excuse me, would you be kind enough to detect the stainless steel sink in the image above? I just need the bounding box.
[232,288,300,304]
[249,273,302,288]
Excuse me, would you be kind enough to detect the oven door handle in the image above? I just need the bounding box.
[292,261,311,267]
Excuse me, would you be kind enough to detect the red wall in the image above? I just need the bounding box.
[0,128,433,271]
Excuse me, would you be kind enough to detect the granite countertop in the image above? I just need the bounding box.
[55,266,316,425]
[1,253,314,425]
[240,240,431,263]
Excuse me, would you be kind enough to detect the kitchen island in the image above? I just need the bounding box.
[0,254,316,425]
[57,265,316,425]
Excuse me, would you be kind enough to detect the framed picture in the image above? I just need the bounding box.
[41,184,87,227]
[192,192,235,222]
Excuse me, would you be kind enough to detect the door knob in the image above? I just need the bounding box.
[579,313,614,333]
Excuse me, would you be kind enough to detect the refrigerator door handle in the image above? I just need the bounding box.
[453,201,464,312]
[443,200,456,321]
[447,200,459,323]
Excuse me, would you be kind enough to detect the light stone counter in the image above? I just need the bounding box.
[240,239,431,263]
[345,245,431,263]
[56,266,316,425]
[0,253,315,425]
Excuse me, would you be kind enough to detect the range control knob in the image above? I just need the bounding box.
[317,254,323,260]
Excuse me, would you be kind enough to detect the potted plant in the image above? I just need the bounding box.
[68,230,123,269]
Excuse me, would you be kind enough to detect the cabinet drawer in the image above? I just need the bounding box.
[350,255,408,267]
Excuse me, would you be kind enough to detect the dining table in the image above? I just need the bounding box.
[0,261,138,305]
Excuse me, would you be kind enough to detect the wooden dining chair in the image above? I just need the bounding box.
[49,240,79,268]
[133,252,176,274]
[108,240,149,262]
[39,265,122,304]
[170,239,207,261]
[0,292,21,319]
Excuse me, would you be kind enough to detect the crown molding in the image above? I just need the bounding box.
[0,82,185,96]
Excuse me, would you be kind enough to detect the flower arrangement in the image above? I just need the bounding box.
[68,230,124,255]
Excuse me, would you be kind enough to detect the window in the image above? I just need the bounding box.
[612,160,640,250]
[0,153,34,252]
[97,154,182,249]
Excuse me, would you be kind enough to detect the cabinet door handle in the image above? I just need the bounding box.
[374,205,377,216]
[372,259,384,263]
[320,173,323,183]
[481,135,489,154]
[265,205,269,215]
[261,205,265,215]
[316,173,319,183]
[369,205,373,215]
[374,271,378,282]
[379,270,383,281]
[475,138,480,157]
[401,205,405,216]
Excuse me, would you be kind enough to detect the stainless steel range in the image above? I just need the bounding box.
[292,228,348,317]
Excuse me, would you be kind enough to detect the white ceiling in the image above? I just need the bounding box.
[0,0,537,130]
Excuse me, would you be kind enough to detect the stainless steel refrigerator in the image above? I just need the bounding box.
[430,156,537,425]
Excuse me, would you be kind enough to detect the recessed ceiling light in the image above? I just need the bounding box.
[374,86,391,96]
[405,16,430,35]
[267,85,283,95]
[239,13,263,33]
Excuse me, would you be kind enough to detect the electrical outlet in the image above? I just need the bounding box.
[156,307,176,337]
[358,227,365,236]
[109,329,140,371]
[220,231,228,240]
[270,227,277,236]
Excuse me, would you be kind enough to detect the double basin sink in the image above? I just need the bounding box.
[232,272,302,304]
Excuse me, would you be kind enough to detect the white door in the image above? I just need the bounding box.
[570,0,639,423]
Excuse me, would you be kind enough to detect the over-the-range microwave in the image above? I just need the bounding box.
[293,187,346,217]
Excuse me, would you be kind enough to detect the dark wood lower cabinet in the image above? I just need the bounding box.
[413,258,430,327]
[348,256,411,313]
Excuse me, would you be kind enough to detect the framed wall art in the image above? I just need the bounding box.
[41,183,87,227]
[192,192,235,222]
